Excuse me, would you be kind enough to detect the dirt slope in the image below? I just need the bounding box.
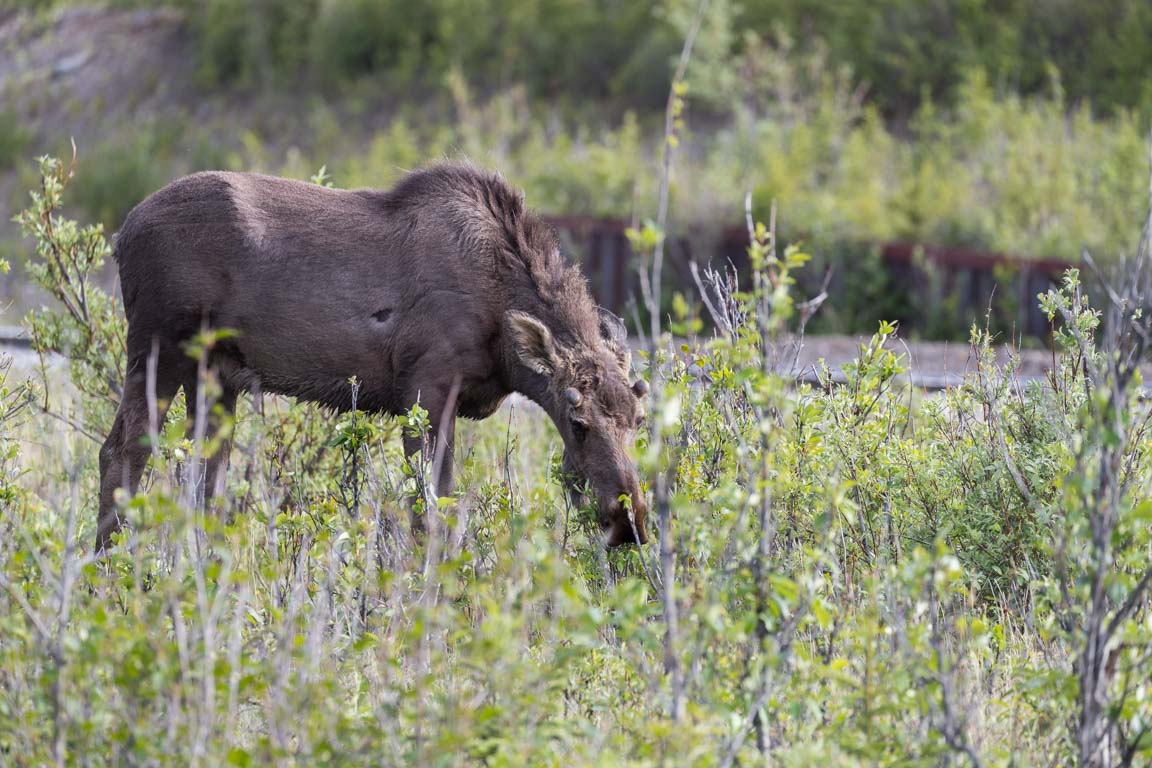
[1,7,194,146]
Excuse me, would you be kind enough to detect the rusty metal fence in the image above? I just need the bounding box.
[544,216,1074,339]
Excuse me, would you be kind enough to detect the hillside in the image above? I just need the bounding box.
[1,7,193,145]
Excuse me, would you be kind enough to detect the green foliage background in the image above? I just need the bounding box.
[16,0,1146,116]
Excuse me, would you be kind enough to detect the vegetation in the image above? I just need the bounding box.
[12,0,1142,117]
[0,110,32,172]
[734,0,1152,118]
[2,141,1152,763]
[2,11,1152,758]
[3,2,1150,245]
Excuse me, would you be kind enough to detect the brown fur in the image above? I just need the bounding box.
[97,163,649,550]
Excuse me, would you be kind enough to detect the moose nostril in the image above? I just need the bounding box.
[606,515,648,547]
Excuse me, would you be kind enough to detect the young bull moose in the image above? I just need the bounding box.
[98,164,651,551]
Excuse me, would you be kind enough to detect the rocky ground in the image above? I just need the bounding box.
[789,333,1058,388]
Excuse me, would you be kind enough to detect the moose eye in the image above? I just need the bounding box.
[570,420,588,443]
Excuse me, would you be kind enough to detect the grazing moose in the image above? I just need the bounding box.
[98,164,650,550]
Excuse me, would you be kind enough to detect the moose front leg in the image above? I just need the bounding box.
[184,380,239,511]
[402,403,458,498]
[402,382,460,535]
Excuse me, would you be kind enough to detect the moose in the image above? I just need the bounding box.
[97,163,651,551]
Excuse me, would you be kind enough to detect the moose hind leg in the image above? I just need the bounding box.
[97,365,178,551]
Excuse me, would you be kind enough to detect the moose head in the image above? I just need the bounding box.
[506,307,650,546]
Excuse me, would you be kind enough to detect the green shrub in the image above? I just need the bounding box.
[0,109,32,171]
[139,0,1152,117]
[309,0,434,82]
[174,0,676,101]
[734,0,1152,116]
[178,0,319,86]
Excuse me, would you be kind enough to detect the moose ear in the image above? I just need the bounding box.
[597,306,631,370]
[506,311,557,374]
[597,307,628,348]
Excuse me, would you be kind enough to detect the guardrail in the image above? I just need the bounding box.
[0,325,30,348]
[543,216,1075,339]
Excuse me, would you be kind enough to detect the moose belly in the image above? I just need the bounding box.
[219,305,399,413]
[219,281,493,415]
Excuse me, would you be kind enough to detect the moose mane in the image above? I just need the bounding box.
[379,163,604,351]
